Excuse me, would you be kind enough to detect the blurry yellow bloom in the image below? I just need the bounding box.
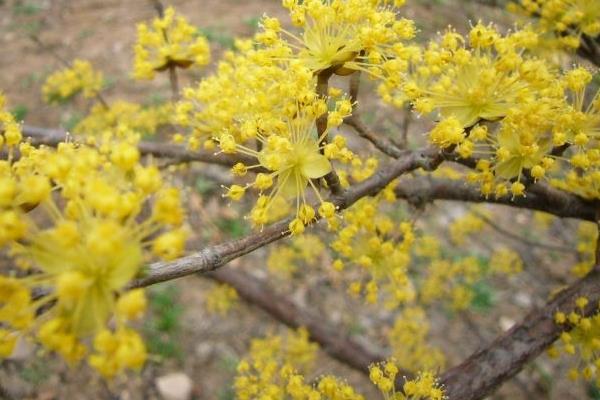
[42,59,103,103]
[133,6,210,80]
[205,284,239,316]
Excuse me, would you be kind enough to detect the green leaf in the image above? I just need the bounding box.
[470,281,495,312]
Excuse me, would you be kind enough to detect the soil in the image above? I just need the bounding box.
[0,0,587,399]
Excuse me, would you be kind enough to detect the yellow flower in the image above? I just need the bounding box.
[0,124,186,376]
[133,6,210,80]
[42,59,103,103]
[217,101,338,231]
[398,26,548,127]
[509,0,600,52]
[205,284,239,316]
[261,0,415,77]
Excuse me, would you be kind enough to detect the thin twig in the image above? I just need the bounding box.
[471,210,578,254]
[345,115,406,158]
[168,65,179,102]
[149,0,165,17]
[399,105,412,148]
[394,177,599,222]
[348,71,361,105]
[129,148,440,288]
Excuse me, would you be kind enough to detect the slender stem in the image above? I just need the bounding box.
[149,0,165,17]
[471,210,578,254]
[169,64,179,102]
[95,93,110,109]
[394,177,599,222]
[345,115,405,158]
[349,71,361,105]
[316,69,343,195]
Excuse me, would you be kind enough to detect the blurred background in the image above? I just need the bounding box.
[0,1,593,399]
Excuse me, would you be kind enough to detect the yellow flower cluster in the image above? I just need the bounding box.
[74,100,174,137]
[384,24,565,196]
[547,68,600,199]
[0,111,186,376]
[204,283,239,316]
[173,2,422,237]
[234,328,322,399]
[508,0,600,51]
[449,212,485,246]
[0,92,22,149]
[489,247,524,275]
[234,330,444,400]
[381,24,600,198]
[133,6,210,80]
[42,59,103,103]
[420,257,483,311]
[331,189,415,307]
[259,0,416,77]
[220,97,355,234]
[417,234,522,311]
[267,234,325,278]
[370,359,444,400]
[175,39,316,150]
[176,36,363,234]
[550,297,600,384]
[380,24,544,122]
[387,307,446,373]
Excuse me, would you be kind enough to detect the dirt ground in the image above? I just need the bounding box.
[0,0,590,399]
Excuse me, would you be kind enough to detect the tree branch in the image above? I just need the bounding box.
[470,210,577,254]
[394,177,599,222]
[317,69,344,195]
[207,268,388,374]
[129,149,437,288]
[439,269,600,400]
[18,125,257,168]
[345,115,406,159]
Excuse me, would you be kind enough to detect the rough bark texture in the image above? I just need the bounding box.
[438,270,600,400]
[208,268,387,374]
[345,116,406,159]
[18,124,600,400]
[130,150,431,288]
[395,177,598,221]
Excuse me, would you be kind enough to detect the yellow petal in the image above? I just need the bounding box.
[72,284,113,337]
[301,153,332,179]
[495,158,522,179]
[278,170,305,199]
[106,243,144,290]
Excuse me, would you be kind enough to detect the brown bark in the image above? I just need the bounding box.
[18,124,259,168]
[208,268,388,374]
[439,269,600,400]
[130,150,434,288]
[395,177,598,222]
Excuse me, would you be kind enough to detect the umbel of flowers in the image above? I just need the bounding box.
[0,93,187,377]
